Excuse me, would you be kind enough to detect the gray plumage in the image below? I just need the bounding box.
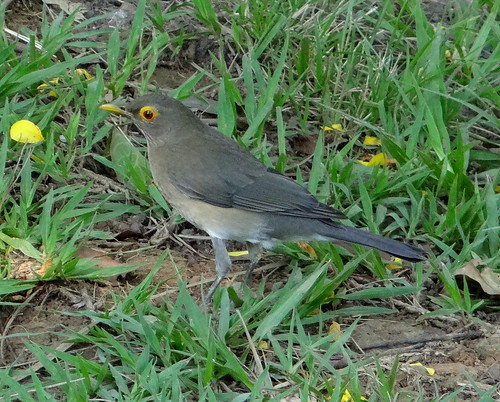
[103,94,426,299]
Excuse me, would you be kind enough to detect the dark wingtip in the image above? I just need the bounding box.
[323,223,428,263]
[392,245,427,262]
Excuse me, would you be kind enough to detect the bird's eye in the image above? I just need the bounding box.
[139,106,159,122]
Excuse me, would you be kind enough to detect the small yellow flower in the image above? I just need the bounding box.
[37,77,60,97]
[328,321,342,340]
[410,362,435,376]
[75,68,94,80]
[329,389,368,401]
[363,136,381,146]
[257,340,268,350]
[10,120,44,143]
[358,152,387,167]
[321,124,344,132]
[386,257,403,270]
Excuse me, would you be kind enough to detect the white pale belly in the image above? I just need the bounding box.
[153,174,269,242]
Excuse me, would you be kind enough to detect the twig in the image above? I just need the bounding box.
[236,309,274,394]
[329,330,485,369]
[359,330,484,352]
[236,310,264,379]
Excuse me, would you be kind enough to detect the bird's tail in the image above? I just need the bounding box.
[319,222,426,262]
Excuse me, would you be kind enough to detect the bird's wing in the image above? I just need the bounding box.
[163,132,346,220]
[174,165,346,219]
[237,168,348,219]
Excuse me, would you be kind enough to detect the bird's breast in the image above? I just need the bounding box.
[149,151,270,243]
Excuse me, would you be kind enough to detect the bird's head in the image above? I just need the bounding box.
[100,94,198,144]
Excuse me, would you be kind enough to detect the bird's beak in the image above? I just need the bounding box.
[100,103,132,118]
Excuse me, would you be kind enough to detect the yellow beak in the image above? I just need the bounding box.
[100,103,132,117]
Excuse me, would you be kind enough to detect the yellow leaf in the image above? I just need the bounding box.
[10,120,44,143]
[227,250,248,257]
[358,152,387,167]
[297,241,317,258]
[386,257,403,270]
[363,136,381,146]
[409,362,435,376]
[321,124,344,132]
[257,340,268,350]
[495,185,500,193]
[75,68,94,80]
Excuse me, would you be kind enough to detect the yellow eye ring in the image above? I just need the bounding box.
[139,106,159,122]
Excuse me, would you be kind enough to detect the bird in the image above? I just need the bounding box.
[100,94,426,299]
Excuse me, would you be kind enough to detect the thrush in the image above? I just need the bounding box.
[101,94,426,299]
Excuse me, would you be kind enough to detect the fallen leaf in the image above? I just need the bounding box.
[42,0,86,21]
[76,247,121,269]
[454,259,500,295]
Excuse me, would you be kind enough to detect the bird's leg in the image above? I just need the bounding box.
[244,242,263,283]
[206,237,232,301]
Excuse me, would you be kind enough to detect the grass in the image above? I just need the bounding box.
[1,0,499,399]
